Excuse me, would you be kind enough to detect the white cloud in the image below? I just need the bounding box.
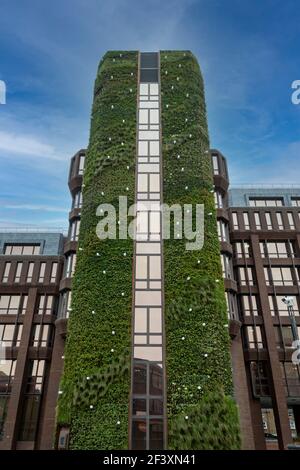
[2,203,68,212]
[0,131,63,160]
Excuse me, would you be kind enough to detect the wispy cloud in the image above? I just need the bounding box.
[0,131,63,160]
[1,203,68,212]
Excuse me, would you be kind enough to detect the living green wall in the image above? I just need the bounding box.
[160,50,241,449]
[56,51,138,449]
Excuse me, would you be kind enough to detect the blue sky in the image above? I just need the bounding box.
[0,0,299,230]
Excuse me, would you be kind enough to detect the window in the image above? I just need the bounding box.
[276,212,284,230]
[69,219,80,241]
[226,292,238,320]
[291,198,300,207]
[250,361,270,397]
[264,267,297,286]
[238,267,254,285]
[249,198,283,207]
[0,295,27,315]
[214,191,223,209]
[217,220,229,242]
[260,241,294,258]
[38,263,46,283]
[0,324,22,347]
[37,295,56,316]
[50,262,58,283]
[2,262,11,283]
[78,155,85,175]
[4,244,40,255]
[268,295,299,316]
[18,360,46,441]
[220,254,233,279]
[281,362,300,397]
[265,212,272,230]
[59,290,72,319]
[287,212,295,230]
[0,360,16,439]
[254,212,261,230]
[240,295,259,316]
[14,262,22,283]
[31,325,52,347]
[245,326,264,349]
[235,241,251,258]
[26,262,34,283]
[64,253,77,278]
[72,190,82,209]
[212,155,219,175]
[243,212,250,230]
[275,326,300,349]
[232,212,239,230]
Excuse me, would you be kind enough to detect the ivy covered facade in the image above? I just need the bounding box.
[56,50,240,450]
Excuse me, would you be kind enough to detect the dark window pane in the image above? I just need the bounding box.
[133,399,146,416]
[140,69,158,83]
[150,398,163,415]
[149,363,163,395]
[0,395,9,440]
[18,395,41,441]
[140,53,158,68]
[132,420,146,450]
[133,363,147,394]
[149,419,163,449]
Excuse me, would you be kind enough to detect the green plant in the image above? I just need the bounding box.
[161,50,241,449]
[56,50,138,449]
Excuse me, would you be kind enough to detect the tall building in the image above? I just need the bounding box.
[212,149,300,449]
[56,51,240,450]
[0,50,299,451]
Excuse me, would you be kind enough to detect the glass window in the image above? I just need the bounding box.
[38,263,46,283]
[64,253,77,278]
[0,324,22,347]
[212,155,219,175]
[246,326,264,349]
[261,241,291,258]
[214,191,223,209]
[221,254,233,279]
[250,361,270,397]
[4,244,40,255]
[14,262,22,283]
[50,262,58,283]
[26,262,34,283]
[249,198,283,207]
[31,324,52,347]
[37,295,55,316]
[217,220,229,242]
[276,212,284,230]
[2,262,11,283]
[69,219,80,241]
[275,326,300,349]
[0,360,16,393]
[78,155,85,175]
[232,212,238,230]
[243,212,250,230]
[265,267,295,286]
[265,212,272,230]
[18,360,46,441]
[240,295,259,316]
[254,212,261,230]
[287,212,295,230]
[291,198,300,207]
[239,267,254,285]
[226,292,238,320]
[268,295,299,316]
[281,362,300,397]
[72,190,82,209]
[58,291,72,319]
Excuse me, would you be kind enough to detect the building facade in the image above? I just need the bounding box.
[212,149,300,450]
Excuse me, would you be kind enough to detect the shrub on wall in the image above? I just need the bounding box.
[160,50,241,449]
[56,51,138,449]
